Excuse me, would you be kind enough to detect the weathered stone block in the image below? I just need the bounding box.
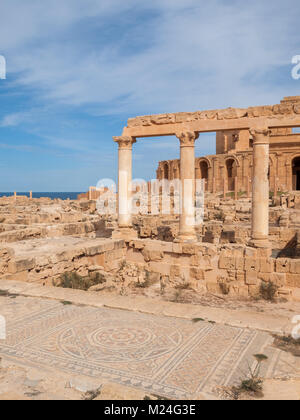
[286,274,300,288]
[258,273,271,282]
[172,243,182,254]
[170,265,181,277]
[275,259,290,273]
[273,103,294,115]
[219,251,235,270]
[244,247,258,257]
[245,271,258,285]
[257,248,272,258]
[206,282,221,294]
[35,256,50,268]
[149,262,170,276]
[247,105,274,117]
[259,258,274,273]
[190,267,205,281]
[270,272,286,287]
[290,260,300,274]
[191,255,212,270]
[236,271,245,283]
[8,258,35,274]
[235,257,244,271]
[244,257,259,271]
[182,244,197,255]
[142,249,164,262]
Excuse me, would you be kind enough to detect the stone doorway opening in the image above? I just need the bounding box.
[198,160,209,191]
[163,163,169,180]
[292,157,300,191]
[225,158,237,191]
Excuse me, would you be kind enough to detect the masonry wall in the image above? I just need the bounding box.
[0,240,126,286]
[126,239,300,301]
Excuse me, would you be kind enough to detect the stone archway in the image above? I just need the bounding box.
[292,157,300,191]
[199,160,209,191]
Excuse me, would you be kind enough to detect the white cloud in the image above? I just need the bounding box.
[0,0,298,117]
[0,112,28,127]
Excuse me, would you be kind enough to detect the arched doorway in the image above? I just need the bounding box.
[199,160,209,191]
[163,163,169,180]
[226,158,237,191]
[292,157,300,190]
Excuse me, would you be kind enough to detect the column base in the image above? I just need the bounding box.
[112,227,138,240]
[248,237,270,249]
[174,233,198,243]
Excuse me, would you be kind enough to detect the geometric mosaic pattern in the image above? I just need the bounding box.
[0,295,284,399]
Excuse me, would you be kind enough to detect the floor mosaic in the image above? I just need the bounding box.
[0,295,283,399]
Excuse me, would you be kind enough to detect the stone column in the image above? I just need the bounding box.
[208,165,213,193]
[175,130,199,242]
[249,128,271,248]
[219,165,227,198]
[285,160,292,191]
[113,136,137,236]
[212,157,218,193]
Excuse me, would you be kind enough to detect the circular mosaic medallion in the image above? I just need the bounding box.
[58,316,183,362]
[89,326,153,349]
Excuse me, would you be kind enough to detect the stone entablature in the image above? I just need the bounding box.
[127,96,300,129]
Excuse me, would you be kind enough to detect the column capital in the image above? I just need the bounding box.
[113,136,136,150]
[249,127,271,145]
[176,130,199,147]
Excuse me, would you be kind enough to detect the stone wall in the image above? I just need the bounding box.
[1,235,300,301]
[126,239,300,301]
[0,239,126,286]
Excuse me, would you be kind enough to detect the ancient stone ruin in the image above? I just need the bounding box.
[1,96,300,303]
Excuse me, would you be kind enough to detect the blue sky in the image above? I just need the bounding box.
[0,0,299,191]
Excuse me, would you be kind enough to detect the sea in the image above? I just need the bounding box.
[0,192,84,200]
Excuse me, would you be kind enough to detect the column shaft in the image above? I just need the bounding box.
[113,136,136,229]
[250,128,270,248]
[176,131,199,242]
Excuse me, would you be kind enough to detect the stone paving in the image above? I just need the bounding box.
[0,293,296,399]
